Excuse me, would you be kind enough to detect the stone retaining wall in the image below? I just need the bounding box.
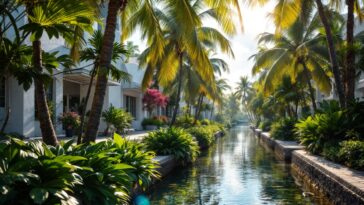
[292,150,364,205]
[155,155,177,177]
[254,130,303,162]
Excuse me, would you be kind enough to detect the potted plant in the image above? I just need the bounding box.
[59,112,80,137]
[102,105,133,136]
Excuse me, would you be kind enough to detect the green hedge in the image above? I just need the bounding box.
[270,118,297,141]
[143,127,200,164]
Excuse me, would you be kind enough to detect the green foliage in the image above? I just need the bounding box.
[200,119,210,125]
[102,105,133,134]
[175,116,200,128]
[187,126,215,148]
[338,140,364,170]
[270,118,297,141]
[258,120,272,132]
[295,111,345,154]
[0,134,159,204]
[59,112,80,129]
[141,118,164,129]
[143,128,200,164]
[294,100,364,170]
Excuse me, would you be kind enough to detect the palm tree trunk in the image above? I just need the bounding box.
[315,0,346,108]
[77,66,96,144]
[210,100,215,120]
[33,40,58,146]
[315,0,345,107]
[170,54,184,126]
[301,61,317,112]
[345,0,356,103]
[1,78,10,132]
[83,0,126,143]
[194,94,204,122]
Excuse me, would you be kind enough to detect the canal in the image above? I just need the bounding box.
[148,126,329,205]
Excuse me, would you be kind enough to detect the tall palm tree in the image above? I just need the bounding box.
[250,14,333,112]
[77,30,131,144]
[250,0,346,107]
[84,0,243,142]
[211,78,231,119]
[344,0,363,103]
[21,0,94,145]
[235,76,254,120]
[83,0,166,142]
[130,1,235,126]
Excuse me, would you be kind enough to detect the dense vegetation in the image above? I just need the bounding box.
[0,134,158,204]
[143,128,200,164]
[236,1,364,171]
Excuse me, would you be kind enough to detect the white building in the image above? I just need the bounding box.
[316,19,364,103]
[0,6,148,138]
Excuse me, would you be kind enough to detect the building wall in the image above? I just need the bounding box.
[2,4,147,137]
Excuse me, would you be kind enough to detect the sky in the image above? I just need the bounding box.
[127,2,276,88]
[220,2,275,88]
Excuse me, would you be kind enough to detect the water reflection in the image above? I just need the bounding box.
[149,126,328,205]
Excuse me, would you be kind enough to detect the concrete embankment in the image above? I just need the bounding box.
[251,127,364,205]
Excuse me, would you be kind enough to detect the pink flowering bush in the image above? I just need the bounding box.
[142,89,169,116]
[59,112,80,129]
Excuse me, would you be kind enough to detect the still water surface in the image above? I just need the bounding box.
[149,126,329,205]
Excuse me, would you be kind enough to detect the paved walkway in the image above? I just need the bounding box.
[95,130,149,142]
[25,131,149,143]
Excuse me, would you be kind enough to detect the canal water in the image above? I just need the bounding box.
[148,126,329,205]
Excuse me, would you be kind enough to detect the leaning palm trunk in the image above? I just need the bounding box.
[315,0,346,108]
[170,54,184,126]
[345,0,356,103]
[83,0,126,143]
[33,40,58,146]
[194,94,204,122]
[77,66,97,144]
[302,61,317,112]
[209,100,214,120]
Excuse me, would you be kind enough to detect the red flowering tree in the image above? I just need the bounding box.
[142,89,169,116]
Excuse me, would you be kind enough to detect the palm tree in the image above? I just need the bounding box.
[130,1,235,126]
[21,0,94,145]
[77,30,131,144]
[83,0,243,142]
[83,0,165,142]
[250,14,333,112]
[211,78,231,119]
[235,76,254,121]
[344,0,363,103]
[250,0,346,107]
[125,41,140,63]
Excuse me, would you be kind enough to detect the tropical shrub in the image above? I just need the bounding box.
[59,112,80,129]
[0,134,159,204]
[142,89,168,116]
[295,110,347,154]
[270,118,297,141]
[141,118,164,129]
[187,126,215,148]
[295,101,364,170]
[258,120,271,132]
[200,119,210,125]
[102,105,133,135]
[153,115,169,124]
[338,140,364,170]
[143,128,200,164]
[175,116,200,128]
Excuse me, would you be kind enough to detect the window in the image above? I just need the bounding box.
[125,95,136,119]
[0,78,5,107]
